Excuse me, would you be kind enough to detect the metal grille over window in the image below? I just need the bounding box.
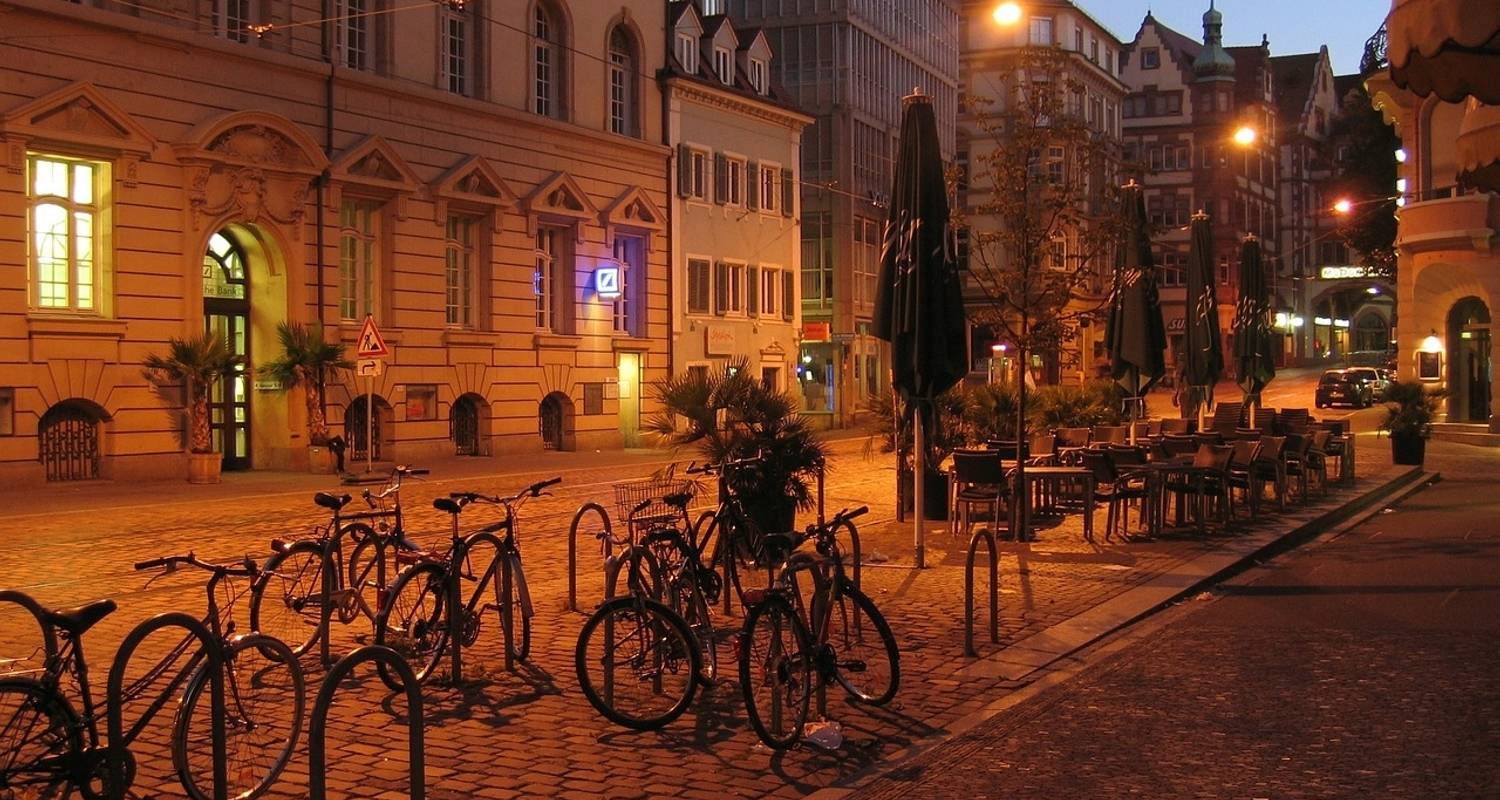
[38,403,100,482]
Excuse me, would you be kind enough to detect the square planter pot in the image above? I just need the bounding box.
[187,452,222,484]
[307,445,336,474]
[896,469,951,522]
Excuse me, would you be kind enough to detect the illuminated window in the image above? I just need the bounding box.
[29,154,104,313]
[444,215,476,327]
[339,200,380,320]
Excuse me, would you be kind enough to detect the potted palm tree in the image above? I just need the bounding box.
[646,357,829,532]
[1381,379,1441,466]
[143,331,235,484]
[262,322,352,473]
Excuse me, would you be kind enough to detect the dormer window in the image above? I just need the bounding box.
[678,32,698,73]
[749,58,767,94]
[714,47,733,85]
[1142,47,1160,69]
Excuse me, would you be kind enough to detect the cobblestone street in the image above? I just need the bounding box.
[0,433,1401,798]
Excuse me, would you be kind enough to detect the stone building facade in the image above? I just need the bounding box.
[664,2,811,390]
[0,0,671,483]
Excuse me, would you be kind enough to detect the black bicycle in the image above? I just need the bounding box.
[0,554,304,799]
[248,466,426,660]
[738,505,899,749]
[687,456,777,609]
[373,477,558,687]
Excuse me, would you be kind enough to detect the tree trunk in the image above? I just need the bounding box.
[189,382,212,454]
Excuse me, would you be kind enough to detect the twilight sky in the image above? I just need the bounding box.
[1087,0,1390,76]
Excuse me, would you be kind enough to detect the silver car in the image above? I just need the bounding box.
[1345,367,1389,402]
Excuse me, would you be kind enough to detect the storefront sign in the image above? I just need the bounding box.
[594,265,621,299]
[1167,317,1186,332]
[802,322,832,342]
[705,325,736,356]
[1319,266,1368,280]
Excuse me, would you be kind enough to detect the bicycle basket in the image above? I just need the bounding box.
[612,473,696,534]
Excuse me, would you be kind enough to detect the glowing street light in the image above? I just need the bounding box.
[1333,198,1354,215]
[1232,125,1258,147]
[992,1,1022,26]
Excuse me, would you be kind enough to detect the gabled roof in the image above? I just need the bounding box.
[1126,13,1203,80]
[668,0,699,29]
[1270,52,1322,123]
[1333,73,1365,102]
[701,13,735,42]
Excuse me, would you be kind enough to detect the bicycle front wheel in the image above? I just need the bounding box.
[821,582,900,706]
[248,540,327,656]
[373,563,449,689]
[575,596,700,731]
[738,595,812,749]
[0,677,82,799]
[173,634,305,800]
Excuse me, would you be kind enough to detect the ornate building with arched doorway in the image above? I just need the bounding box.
[0,0,688,482]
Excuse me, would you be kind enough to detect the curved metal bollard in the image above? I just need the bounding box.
[108,613,226,800]
[964,530,1000,658]
[310,645,425,800]
[0,590,60,666]
[568,502,611,612]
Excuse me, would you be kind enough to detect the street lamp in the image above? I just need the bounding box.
[992,1,1022,26]
[1333,198,1354,215]
[1232,125,1258,147]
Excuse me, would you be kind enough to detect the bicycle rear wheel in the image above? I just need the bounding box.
[574,596,700,731]
[373,563,450,690]
[819,582,899,706]
[173,634,305,800]
[248,540,327,656]
[0,677,81,799]
[644,530,718,684]
[738,595,812,750]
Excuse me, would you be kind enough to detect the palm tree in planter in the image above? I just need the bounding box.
[645,357,829,534]
[143,331,236,484]
[262,322,352,473]
[1380,380,1442,466]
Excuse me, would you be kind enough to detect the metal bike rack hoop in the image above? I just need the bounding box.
[964,530,1000,658]
[107,612,226,800]
[309,645,425,800]
[567,502,611,613]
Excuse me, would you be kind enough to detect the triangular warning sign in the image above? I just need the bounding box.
[355,315,391,358]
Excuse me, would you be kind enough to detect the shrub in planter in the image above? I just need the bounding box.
[143,332,235,483]
[1027,380,1124,431]
[646,358,829,532]
[261,322,352,471]
[1380,380,1441,466]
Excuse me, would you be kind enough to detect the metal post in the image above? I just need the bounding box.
[501,553,514,673]
[567,503,610,613]
[364,373,374,473]
[320,547,334,668]
[448,550,463,684]
[964,530,999,657]
[913,404,926,569]
[310,646,424,800]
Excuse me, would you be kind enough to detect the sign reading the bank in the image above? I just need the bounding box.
[356,315,391,358]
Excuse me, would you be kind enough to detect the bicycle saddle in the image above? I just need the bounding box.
[433,497,463,515]
[47,599,117,635]
[663,491,694,508]
[314,492,352,511]
[761,532,799,561]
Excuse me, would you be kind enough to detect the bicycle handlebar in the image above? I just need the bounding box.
[528,476,563,496]
[445,476,564,512]
[395,465,429,476]
[134,552,258,577]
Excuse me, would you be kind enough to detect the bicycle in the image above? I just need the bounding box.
[373,477,559,688]
[685,455,777,610]
[738,505,899,750]
[248,465,428,662]
[0,554,305,800]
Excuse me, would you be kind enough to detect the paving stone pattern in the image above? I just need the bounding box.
[0,439,1389,798]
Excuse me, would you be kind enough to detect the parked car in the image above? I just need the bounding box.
[1315,369,1373,409]
[1346,366,1389,401]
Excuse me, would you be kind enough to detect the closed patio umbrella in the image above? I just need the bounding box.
[874,90,968,569]
[1183,211,1224,429]
[1106,183,1167,432]
[1232,235,1276,423]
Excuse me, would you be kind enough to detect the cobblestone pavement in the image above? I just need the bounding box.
[851,440,1500,800]
[0,434,1395,799]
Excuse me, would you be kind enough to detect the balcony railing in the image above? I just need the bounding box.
[1360,22,1388,77]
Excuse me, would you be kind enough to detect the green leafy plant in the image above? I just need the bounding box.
[142,332,236,454]
[964,383,1019,443]
[645,357,829,519]
[1379,380,1442,439]
[1027,380,1124,430]
[261,322,352,445]
[867,387,969,471]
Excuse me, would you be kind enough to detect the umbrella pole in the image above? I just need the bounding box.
[1197,388,1208,432]
[913,404,926,569]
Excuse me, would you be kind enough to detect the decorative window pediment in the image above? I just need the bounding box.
[524,171,598,238]
[430,155,519,224]
[172,110,327,239]
[601,185,665,251]
[329,135,421,219]
[1,82,157,185]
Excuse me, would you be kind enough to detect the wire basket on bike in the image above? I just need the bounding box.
[613,470,696,540]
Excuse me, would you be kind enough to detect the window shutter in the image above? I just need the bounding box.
[746,162,759,211]
[719,262,729,314]
[747,266,759,316]
[782,270,794,320]
[781,168,795,217]
[714,154,728,205]
[677,144,693,198]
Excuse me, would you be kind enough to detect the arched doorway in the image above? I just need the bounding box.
[539,392,574,451]
[203,231,251,471]
[451,394,486,456]
[1448,297,1491,423]
[38,400,106,481]
[1354,311,1390,353]
[346,395,393,462]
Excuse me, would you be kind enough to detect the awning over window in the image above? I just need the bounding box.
[1387,0,1500,104]
[1457,98,1500,192]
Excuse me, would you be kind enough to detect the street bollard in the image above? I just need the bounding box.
[568,502,611,613]
[309,645,424,800]
[964,529,1000,658]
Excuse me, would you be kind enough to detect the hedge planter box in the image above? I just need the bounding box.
[307,445,337,474]
[1390,432,1426,466]
[187,452,222,484]
[897,469,951,522]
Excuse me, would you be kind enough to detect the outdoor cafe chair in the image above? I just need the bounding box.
[1318,421,1354,483]
[1282,433,1315,503]
[1158,417,1193,435]
[1211,402,1244,435]
[952,449,1010,539]
[1056,427,1091,464]
[1093,425,1128,445]
[986,439,1023,461]
[1081,450,1151,542]
[1161,433,1198,459]
[1192,431,1224,448]
[1303,429,1332,497]
[1228,427,1263,442]
[1163,444,1234,535]
[1250,435,1289,510]
[1225,438,1264,520]
[1027,433,1058,466]
[1249,408,1278,433]
[1278,408,1312,435]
